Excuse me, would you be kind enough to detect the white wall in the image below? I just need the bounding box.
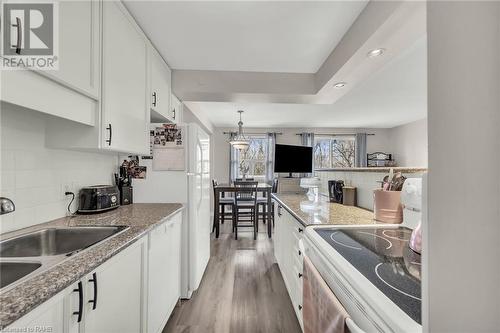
[426,2,500,331]
[390,118,428,166]
[182,104,214,135]
[212,125,429,183]
[0,103,119,233]
[316,170,425,210]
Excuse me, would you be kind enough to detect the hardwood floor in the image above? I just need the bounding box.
[162,220,302,333]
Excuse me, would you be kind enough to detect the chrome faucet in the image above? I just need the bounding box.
[0,197,15,215]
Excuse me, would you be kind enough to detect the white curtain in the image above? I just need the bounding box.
[355,133,368,167]
[266,132,277,184]
[229,132,238,182]
[300,132,315,177]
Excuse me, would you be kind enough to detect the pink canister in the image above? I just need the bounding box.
[373,189,403,223]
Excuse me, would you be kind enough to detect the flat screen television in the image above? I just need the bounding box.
[274,144,313,176]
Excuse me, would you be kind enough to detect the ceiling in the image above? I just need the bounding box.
[124,1,368,73]
[186,37,427,129]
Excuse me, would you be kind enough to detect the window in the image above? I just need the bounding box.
[314,136,356,169]
[233,136,268,180]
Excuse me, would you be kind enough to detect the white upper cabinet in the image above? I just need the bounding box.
[150,45,173,123]
[101,1,149,155]
[45,0,101,99]
[170,93,183,124]
[1,0,100,125]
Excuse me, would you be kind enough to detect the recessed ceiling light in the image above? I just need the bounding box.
[333,82,346,88]
[367,48,385,58]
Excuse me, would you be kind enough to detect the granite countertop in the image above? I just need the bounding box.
[272,193,376,227]
[315,167,427,173]
[0,203,184,329]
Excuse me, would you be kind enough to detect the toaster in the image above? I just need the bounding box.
[78,185,120,213]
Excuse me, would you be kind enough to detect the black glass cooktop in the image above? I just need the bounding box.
[316,226,422,324]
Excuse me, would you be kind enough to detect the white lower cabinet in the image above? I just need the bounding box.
[83,237,145,333]
[5,211,183,333]
[274,203,304,330]
[147,213,182,333]
[5,286,68,332]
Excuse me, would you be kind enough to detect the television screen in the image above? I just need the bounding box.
[274,144,313,173]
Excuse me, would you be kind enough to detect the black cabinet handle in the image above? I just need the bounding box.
[298,250,302,256]
[73,281,83,323]
[88,272,98,310]
[277,205,282,217]
[298,273,303,278]
[172,108,176,120]
[12,17,22,54]
[298,228,303,233]
[152,92,157,107]
[298,305,302,311]
[106,124,112,146]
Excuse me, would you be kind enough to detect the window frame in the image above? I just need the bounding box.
[313,135,356,169]
[232,135,268,181]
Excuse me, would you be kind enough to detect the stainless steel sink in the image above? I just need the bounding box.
[0,262,42,289]
[0,226,128,291]
[0,226,128,257]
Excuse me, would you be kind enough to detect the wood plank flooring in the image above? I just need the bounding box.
[162,220,302,333]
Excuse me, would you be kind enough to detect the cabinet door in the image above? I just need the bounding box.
[150,46,172,123]
[5,286,70,332]
[169,213,182,305]
[274,203,283,266]
[170,94,182,123]
[147,213,182,333]
[44,0,100,98]
[101,1,149,154]
[1,0,99,126]
[147,220,172,333]
[84,239,145,333]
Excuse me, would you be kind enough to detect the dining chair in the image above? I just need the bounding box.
[257,178,278,226]
[212,179,235,233]
[233,181,258,240]
[235,177,255,182]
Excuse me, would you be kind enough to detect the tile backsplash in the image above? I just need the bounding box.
[315,170,424,210]
[1,104,119,233]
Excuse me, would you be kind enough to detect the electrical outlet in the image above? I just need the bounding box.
[61,183,71,199]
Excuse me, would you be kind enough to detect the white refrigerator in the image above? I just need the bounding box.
[132,123,211,299]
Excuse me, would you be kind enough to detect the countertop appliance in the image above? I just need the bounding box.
[0,197,15,215]
[401,178,423,253]
[132,123,210,299]
[302,175,426,332]
[328,180,344,203]
[78,185,119,213]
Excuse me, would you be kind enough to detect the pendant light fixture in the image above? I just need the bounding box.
[229,110,250,150]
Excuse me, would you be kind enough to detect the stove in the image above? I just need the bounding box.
[315,226,422,324]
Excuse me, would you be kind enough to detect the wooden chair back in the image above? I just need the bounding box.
[234,181,258,205]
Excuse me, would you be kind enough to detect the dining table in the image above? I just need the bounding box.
[213,183,273,238]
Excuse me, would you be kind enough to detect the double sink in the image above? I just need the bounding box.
[0,226,128,291]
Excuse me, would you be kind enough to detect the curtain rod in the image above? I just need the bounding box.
[223,131,282,135]
[295,133,375,136]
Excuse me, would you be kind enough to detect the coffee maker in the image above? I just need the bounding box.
[328,180,344,203]
[115,161,133,205]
